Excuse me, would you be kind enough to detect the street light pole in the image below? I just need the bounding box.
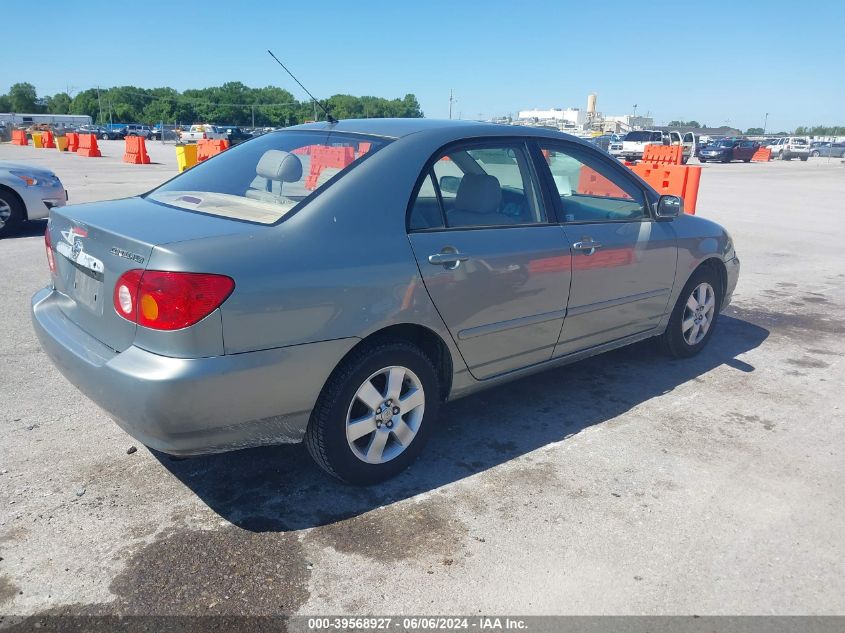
[763,112,769,135]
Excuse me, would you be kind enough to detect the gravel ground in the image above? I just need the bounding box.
[1,142,843,618]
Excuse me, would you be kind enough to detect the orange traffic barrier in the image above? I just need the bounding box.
[11,130,28,146]
[66,132,79,152]
[304,145,355,189]
[751,147,771,162]
[76,133,102,158]
[41,130,56,149]
[196,138,229,162]
[123,136,151,164]
[630,163,702,215]
[577,167,630,197]
[641,144,682,165]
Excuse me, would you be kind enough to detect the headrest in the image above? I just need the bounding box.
[256,150,303,182]
[454,174,502,214]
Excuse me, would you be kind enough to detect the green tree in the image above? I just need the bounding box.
[745,127,764,135]
[0,94,10,111]
[9,82,38,112]
[48,92,72,114]
[70,89,101,121]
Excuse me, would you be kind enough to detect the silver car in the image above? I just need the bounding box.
[0,161,67,238]
[32,119,740,484]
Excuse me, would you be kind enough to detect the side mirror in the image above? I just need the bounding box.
[656,195,683,219]
[439,175,461,195]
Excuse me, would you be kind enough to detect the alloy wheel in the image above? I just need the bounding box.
[0,198,11,229]
[345,365,425,464]
[682,282,716,346]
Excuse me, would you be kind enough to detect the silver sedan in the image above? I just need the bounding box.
[32,119,739,484]
[0,161,67,238]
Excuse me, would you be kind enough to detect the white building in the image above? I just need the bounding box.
[603,114,654,132]
[517,108,587,127]
[0,113,92,128]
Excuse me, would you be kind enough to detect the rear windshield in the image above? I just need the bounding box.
[147,130,389,224]
[624,131,653,142]
[790,138,807,145]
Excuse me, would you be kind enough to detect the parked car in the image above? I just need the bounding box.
[32,119,739,484]
[809,142,845,158]
[219,125,253,146]
[179,124,227,143]
[119,124,153,138]
[0,162,67,238]
[608,134,624,158]
[76,125,124,141]
[767,137,809,161]
[698,139,759,163]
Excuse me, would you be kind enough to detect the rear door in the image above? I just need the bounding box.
[534,140,678,357]
[407,140,571,379]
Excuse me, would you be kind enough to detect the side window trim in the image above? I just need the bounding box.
[531,139,656,223]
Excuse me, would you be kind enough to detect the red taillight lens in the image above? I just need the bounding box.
[202,132,207,139]
[113,270,234,330]
[45,230,56,274]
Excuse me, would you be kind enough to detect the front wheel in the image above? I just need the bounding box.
[101,133,109,140]
[811,150,820,157]
[0,189,25,238]
[800,156,808,161]
[660,266,721,358]
[305,341,440,484]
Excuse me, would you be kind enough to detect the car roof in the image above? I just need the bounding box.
[284,117,589,144]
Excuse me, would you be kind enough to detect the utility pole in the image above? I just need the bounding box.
[449,89,455,120]
[251,105,255,128]
[763,112,769,135]
[96,86,102,125]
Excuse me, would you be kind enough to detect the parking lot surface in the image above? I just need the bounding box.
[1,143,843,616]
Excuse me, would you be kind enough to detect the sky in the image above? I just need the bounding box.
[2,0,843,132]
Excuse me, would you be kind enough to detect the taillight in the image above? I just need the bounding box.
[44,230,56,274]
[202,132,207,139]
[113,270,234,330]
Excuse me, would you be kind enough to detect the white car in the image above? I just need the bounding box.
[0,162,67,238]
[179,124,227,143]
[767,137,809,161]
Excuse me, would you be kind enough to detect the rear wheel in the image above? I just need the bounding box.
[305,341,440,484]
[101,133,109,140]
[0,188,24,238]
[800,155,808,161]
[811,150,820,157]
[660,266,721,358]
[743,158,751,163]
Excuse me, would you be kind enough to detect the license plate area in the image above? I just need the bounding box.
[69,261,104,314]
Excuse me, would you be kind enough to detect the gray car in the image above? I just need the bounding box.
[809,142,845,158]
[0,162,67,238]
[32,119,740,484]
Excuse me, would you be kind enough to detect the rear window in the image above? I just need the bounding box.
[791,138,807,145]
[624,131,652,142]
[147,131,389,224]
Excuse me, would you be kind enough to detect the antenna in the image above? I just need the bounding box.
[267,50,336,124]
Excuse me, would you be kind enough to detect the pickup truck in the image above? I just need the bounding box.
[621,130,696,163]
[179,124,227,143]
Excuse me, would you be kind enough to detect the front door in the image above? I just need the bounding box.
[407,141,571,379]
[535,141,678,357]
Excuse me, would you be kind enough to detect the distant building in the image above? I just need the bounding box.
[0,113,92,128]
[517,108,587,127]
[655,125,742,139]
[603,115,654,132]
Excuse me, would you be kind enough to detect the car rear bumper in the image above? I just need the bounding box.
[32,287,358,455]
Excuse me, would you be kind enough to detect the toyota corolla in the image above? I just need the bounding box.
[32,119,739,484]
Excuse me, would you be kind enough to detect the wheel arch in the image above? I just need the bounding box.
[696,257,728,307]
[335,323,454,403]
[0,184,27,220]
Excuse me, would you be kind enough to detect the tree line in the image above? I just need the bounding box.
[0,82,423,126]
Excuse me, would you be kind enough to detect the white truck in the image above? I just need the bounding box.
[766,137,809,161]
[179,124,226,144]
[621,130,696,163]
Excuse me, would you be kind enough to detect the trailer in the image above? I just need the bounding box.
[0,113,93,128]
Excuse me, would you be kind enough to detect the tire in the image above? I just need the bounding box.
[811,150,820,157]
[743,158,751,163]
[305,340,441,485]
[101,133,109,140]
[0,188,25,238]
[721,155,730,163]
[699,159,707,163]
[800,156,808,161]
[660,266,722,358]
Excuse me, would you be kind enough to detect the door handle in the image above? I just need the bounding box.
[428,251,469,267]
[572,239,603,254]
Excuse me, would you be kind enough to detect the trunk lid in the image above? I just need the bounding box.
[48,197,261,352]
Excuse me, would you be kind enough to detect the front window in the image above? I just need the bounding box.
[148,131,389,224]
[539,143,646,223]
